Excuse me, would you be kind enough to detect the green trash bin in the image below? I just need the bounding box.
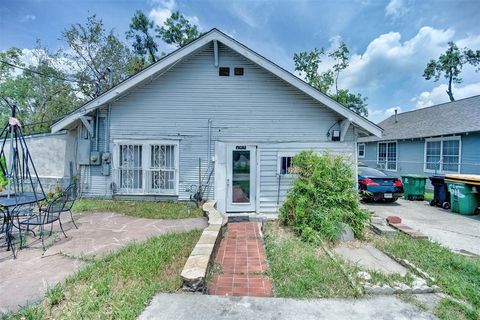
[446,182,480,215]
[401,175,428,200]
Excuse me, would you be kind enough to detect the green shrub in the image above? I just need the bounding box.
[280,151,369,242]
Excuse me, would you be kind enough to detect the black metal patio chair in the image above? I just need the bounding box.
[15,193,68,251]
[61,183,78,229]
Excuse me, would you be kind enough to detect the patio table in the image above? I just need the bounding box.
[0,192,45,257]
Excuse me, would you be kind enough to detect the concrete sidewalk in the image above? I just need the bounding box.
[139,293,437,320]
[362,199,480,256]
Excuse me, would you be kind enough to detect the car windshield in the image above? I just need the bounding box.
[358,167,387,177]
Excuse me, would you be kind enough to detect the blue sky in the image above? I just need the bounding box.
[1,0,479,122]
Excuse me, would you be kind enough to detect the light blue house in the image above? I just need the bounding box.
[358,95,480,184]
[51,29,381,214]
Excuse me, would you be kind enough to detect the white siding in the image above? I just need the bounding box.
[257,142,354,213]
[81,41,357,211]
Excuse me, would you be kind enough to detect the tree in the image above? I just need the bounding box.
[423,41,480,102]
[0,47,23,80]
[156,11,201,48]
[0,47,81,133]
[294,44,369,117]
[126,10,159,65]
[62,15,135,99]
[329,43,349,96]
[293,49,334,93]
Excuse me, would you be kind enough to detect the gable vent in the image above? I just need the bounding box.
[234,67,244,76]
[219,67,230,76]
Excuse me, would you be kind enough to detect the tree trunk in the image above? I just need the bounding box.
[447,70,455,101]
[149,48,156,63]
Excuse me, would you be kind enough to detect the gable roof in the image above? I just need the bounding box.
[359,95,480,142]
[51,29,382,137]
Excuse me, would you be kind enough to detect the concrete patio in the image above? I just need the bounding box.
[0,212,207,313]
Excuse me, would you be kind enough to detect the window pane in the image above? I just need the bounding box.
[119,145,142,189]
[280,156,293,175]
[232,150,250,203]
[387,142,397,170]
[378,143,386,163]
[150,145,175,191]
[442,140,459,172]
[358,144,365,157]
[442,140,459,156]
[426,141,441,170]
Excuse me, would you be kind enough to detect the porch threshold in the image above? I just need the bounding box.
[227,212,278,223]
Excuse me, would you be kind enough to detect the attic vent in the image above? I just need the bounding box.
[219,67,230,76]
[234,67,244,76]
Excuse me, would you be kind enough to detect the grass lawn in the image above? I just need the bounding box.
[264,222,359,298]
[3,230,201,320]
[73,199,204,219]
[373,233,480,319]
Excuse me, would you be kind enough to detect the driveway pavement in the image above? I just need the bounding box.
[139,293,438,320]
[0,213,207,313]
[362,199,480,256]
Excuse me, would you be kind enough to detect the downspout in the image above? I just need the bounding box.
[95,109,99,151]
[207,119,212,166]
[106,104,111,153]
[205,119,212,198]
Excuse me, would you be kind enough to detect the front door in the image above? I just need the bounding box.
[226,145,256,212]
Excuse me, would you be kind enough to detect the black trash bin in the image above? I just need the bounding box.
[429,175,451,209]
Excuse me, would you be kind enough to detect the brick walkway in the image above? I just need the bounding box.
[208,222,273,297]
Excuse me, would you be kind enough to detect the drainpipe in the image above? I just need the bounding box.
[95,109,99,151]
[207,119,212,166]
[205,119,212,198]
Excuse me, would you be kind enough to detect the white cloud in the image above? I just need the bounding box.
[149,7,172,26]
[368,106,402,123]
[457,33,480,49]
[385,0,408,20]
[148,0,200,28]
[230,2,258,28]
[413,82,480,108]
[340,26,455,90]
[20,14,36,22]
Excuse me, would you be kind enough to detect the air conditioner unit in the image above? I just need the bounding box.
[376,163,386,170]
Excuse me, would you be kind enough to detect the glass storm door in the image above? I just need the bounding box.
[226,145,256,212]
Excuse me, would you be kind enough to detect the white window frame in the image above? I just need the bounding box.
[357,143,365,158]
[113,140,180,195]
[377,141,398,171]
[277,152,297,176]
[424,136,461,174]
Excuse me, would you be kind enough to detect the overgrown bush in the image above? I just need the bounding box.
[280,151,369,242]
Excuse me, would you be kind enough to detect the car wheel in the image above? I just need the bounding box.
[384,198,398,203]
[442,202,451,209]
[429,200,436,206]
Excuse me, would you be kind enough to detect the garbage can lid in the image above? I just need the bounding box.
[445,174,480,186]
[401,174,428,179]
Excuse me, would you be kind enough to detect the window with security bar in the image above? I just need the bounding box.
[115,142,178,195]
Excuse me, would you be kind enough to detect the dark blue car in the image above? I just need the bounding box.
[358,166,404,202]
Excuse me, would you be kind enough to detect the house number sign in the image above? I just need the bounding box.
[236,146,247,150]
